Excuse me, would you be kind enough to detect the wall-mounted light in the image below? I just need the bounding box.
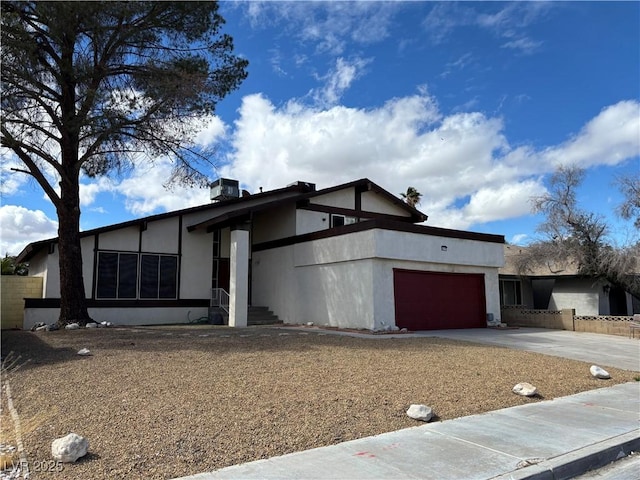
[441,245,448,252]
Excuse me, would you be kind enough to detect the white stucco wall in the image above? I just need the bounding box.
[549,278,601,316]
[374,229,504,267]
[311,188,355,209]
[98,226,139,251]
[251,246,298,323]
[180,229,213,299]
[296,209,329,235]
[81,236,95,296]
[24,306,208,329]
[25,250,50,298]
[141,217,179,253]
[252,204,296,243]
[252,228,504,330]
[296,259,376,328]
[361,190,410,216]
[26,237,94,298]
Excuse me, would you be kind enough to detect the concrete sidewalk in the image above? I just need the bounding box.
[175,382,640,480]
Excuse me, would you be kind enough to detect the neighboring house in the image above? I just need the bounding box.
[499,245,637,316]
[17,178,505,331]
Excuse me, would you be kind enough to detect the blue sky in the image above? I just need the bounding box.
[1,1,639,256]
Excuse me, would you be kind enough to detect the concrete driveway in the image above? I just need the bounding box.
[422,327,640,372]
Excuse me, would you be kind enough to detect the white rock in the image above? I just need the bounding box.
[306,322,314,326]
[65,323,80,330]
[400,328,408,333]
[590,365,610,379]
[51,433,88,463]
[77,348,91,356]
[391,326,400,331]
[512,382,538,397]
[85,322,98,329]
[35,325,48,331]
[406,404,433,422]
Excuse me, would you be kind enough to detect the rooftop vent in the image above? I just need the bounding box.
[210,178,240,202]
[286,181,316,191]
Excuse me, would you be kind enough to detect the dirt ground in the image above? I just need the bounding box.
[1,325,637,480]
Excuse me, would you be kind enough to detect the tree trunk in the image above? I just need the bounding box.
[56,176,92,326]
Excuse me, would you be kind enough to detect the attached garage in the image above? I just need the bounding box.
[393,269,487,330]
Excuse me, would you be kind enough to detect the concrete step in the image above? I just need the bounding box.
[248,306,282,326]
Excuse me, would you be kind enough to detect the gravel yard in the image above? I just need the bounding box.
[1,325,637,480]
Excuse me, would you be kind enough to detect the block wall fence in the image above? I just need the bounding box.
[1,276,43,329]
[501,306,638,338]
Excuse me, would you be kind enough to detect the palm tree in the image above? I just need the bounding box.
[401,187,422,208]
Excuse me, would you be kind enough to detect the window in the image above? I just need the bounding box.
[140,254,178,299]
[96,251,178,300]
[330,214,358,228]
[96,252,138,299]
[500,279,522,306]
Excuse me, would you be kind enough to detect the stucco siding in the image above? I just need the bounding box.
[25,250,49,297]
[295,230,376,266]
[81,236,95,296]
[296,259,376,329]
[361,190,409,216]
[296,209,328,235]
[252,229,503,329]
[311,188,355,209]
[24,306,208,329]
[374,230,504,268]
[549,278,601,316]
[141,217,179,253]
[252,204,296,243]
[42,245,60,297]
[98,226,139,251]
[180,230,213,299]
[251,247,297,323]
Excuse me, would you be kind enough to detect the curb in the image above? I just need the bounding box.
[491,430,640,480]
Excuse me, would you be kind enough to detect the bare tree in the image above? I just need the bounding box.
[1,2,248,325]
[615,172,640,229]
[516,165,639,299]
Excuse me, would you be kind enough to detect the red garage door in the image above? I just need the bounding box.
[393,269,486,330]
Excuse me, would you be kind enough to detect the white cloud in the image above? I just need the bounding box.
[501,38,543,54]
[79,176,116,207]
[237,1,399,55]
[440,52,474,78]
[1,148,61,200]
[424,2,551,54]
[75,115,226,216]
[193,115,227,147]
[461,180,547,225]
[219,93,639,232]
[0,154,30,197]
[313,57,372,107]
[0,205,58,256]
[510,233,530,245]
[116,157,211,216]
[541,100,640,169]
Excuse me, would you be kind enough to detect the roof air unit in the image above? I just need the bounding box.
[210,178,240,202]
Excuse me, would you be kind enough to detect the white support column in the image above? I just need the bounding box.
[229,228,249,327]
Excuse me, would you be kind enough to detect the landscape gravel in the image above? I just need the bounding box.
[1,325,637,480]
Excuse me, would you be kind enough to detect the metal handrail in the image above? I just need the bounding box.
[211,288,230,314]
